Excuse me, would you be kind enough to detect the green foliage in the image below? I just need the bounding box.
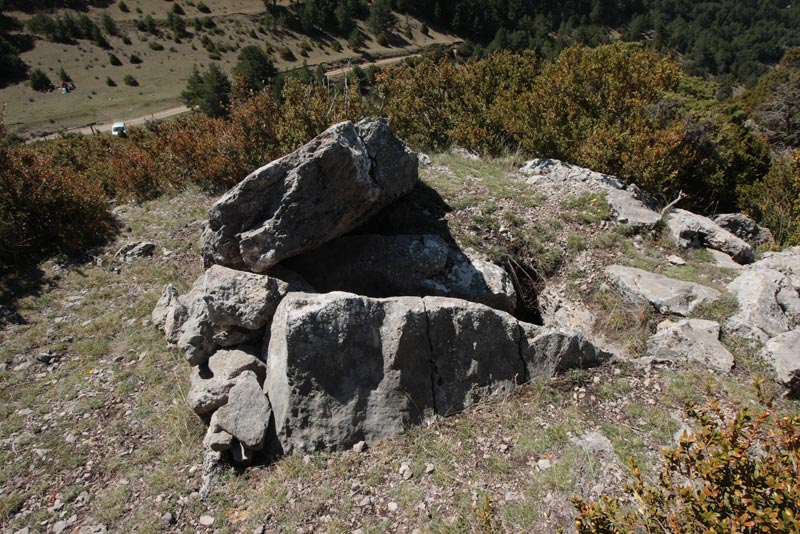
[117,1,129,13]
[56,66,71,83]
[129,53,141,64]
[347,28,365,50]
[123,73,137,86]
[573,389,800,533]
[27,12,108,47]
[367,0,395,40]
[740,152,800,245]
[232,45,277,94]
[380,45,769,212]
[29,68,52,91]
[108,53,121,66]
[181,64,231,117]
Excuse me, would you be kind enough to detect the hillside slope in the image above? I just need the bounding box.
[1,153,795,533]
[0,0,459,138]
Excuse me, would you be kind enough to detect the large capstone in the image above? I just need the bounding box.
[201,118,418,272]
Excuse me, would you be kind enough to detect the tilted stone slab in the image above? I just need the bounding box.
[667,209,754,264]
[201,118,418,272]
[286,234,517,313]
[605,265,720,316]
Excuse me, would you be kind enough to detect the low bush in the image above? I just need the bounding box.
[0,117,113,269]
[29,68,52,92]
[573,385,800,533]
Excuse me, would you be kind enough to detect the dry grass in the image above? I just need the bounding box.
[2,1,460,138]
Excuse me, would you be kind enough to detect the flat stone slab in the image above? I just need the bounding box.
[605,265,720,316]
[646,319,734,371]
[667,209,754,264]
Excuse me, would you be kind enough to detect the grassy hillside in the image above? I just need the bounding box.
[0,0,458,138]
[0,154,795,532]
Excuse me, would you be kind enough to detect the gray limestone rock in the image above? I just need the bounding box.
[202,411,234,452]
[265,292,435,453]
[151,284,188,343]
[215,371,271,450]
[115,241,156,261]
[176,265,297,365]
[201,118,418,272]
[187,349,266,416]
[712,213,774,248]
[646,319,734,371]
[725,269,799,343]
[750,249,800,288]
[666,209,754,264]
[286,234,517,313]
[423,296,526,416]
[758,330,800,394]
[518,158,660,228]
[605,265,720,316]
[264,292,606,453]
[521,323,610,377]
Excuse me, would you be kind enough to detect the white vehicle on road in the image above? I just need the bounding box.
[111,122,127,137]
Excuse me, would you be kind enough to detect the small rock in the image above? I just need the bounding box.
[253,527,265,534]
[387,502,399,512]
[399,463,413,480]
[352,441,366,453]
[160,512,175,526]
[666,255,686,265]
[18,408,33,417]
[358,496,371,507]
[36,353,53,364]
[198,514,215,527]
[0,362,8,372]
[536,458,552,471]
[52,521,68,534]
[424,463,435,474]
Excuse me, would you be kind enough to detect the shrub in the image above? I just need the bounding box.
[347,28,365,50]
[573,386,800,533]
[0,117,113,269]
[196,2,211,13]
[57,66,71,83]
[149,41,164,51]
[109,53,122,66]
[129,53,142,64]
[29,68,53,92]
[106,76,116,86]
[123,74,138,86]
[277,46,295,61]
[740,152,800,245]
[118,1,129,12]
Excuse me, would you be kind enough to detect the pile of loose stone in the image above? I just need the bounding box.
[152,120,608,477]
[523,159,800,390]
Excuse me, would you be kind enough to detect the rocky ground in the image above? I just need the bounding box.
[1,152,797,534]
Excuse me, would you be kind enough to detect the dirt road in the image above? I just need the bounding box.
[38,105,190,140]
